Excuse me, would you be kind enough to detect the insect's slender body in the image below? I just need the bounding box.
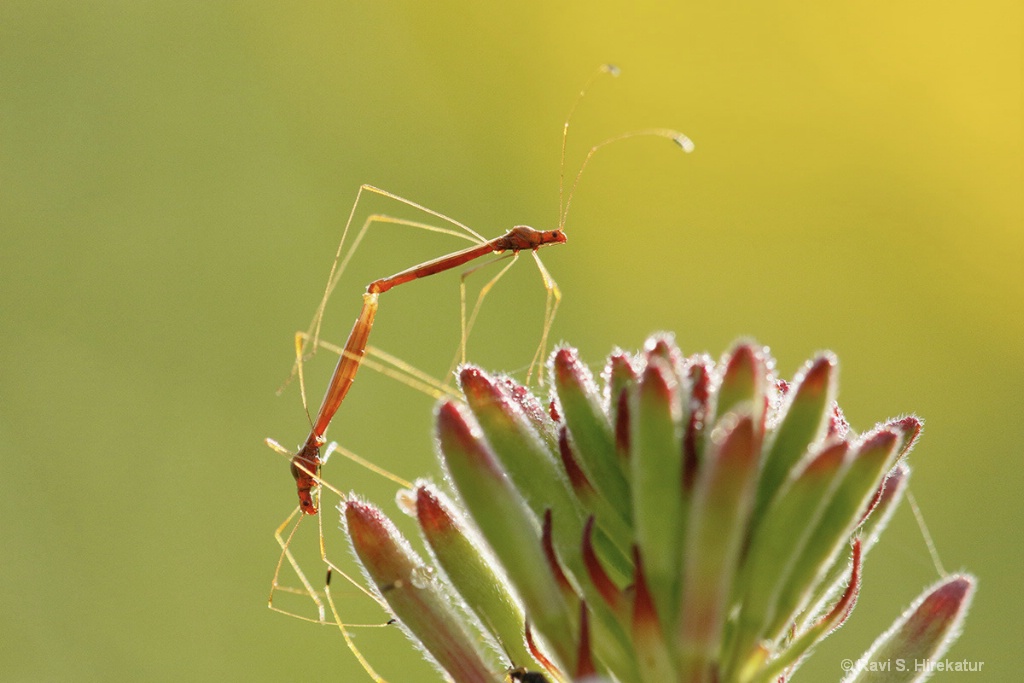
[290,225,567,514]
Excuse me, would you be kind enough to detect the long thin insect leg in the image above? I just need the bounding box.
[314,212,483,347]
[446,252,519,386]
[269,506,325,622]
[268,502,399,630]
[297,331,460,401]
[266,438,402,624]
[324,569,390,683]
[363,345,461,401]
[323,441,413,490]
[462,254,520,360]
[314,489,379,605]
[284,456,396,613]
[279,212,482,396]
[907,488,948,577]
[308,184,486,359]
[526,250,561,387]
[282,444,408,602]
[293,331,313,423]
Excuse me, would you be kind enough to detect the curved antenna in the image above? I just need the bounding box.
[559,63,621,227]
[561,127,694,230]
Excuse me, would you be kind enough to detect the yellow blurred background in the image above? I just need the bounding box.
[1,2,1019,680]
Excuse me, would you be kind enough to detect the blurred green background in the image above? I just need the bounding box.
[1,2,1019,681]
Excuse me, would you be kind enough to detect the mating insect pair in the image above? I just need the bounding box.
[265,64,693,681]
[274,64,692,518]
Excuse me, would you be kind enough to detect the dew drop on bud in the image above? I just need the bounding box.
[395,488,417,517]
[410,565,435,589]
[709,412,739,445]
